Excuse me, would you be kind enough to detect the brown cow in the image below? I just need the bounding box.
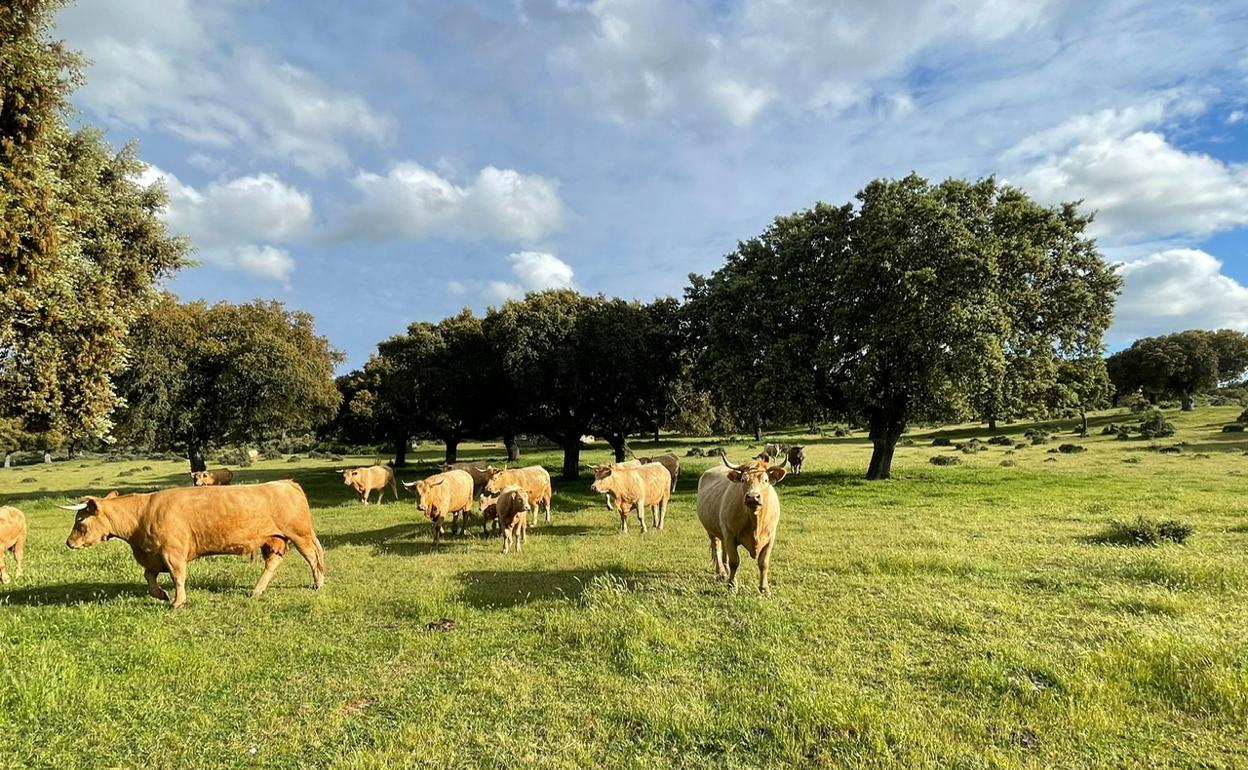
[495,485,531,554]
[60,482,325,608]
[190,468,234,486]
[442,462,493,495]
[0,506,26,584]
[478,493,502,535]
[696,455,787,594]
[341,465,399,504]
[403,469,474,544]
[786,445,806,475]
[638,453,680,492]
[594,459,640,510]
[590,463,671,533]
[484,466,552,526]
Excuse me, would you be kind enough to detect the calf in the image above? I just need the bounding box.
[341,465,399,504]
[403,469,474,543]
[0,506,26,584]
[696,455,787,594]
[484,466,553,525]
[638,453,680,492]
[190,468,234,486]
[786,445,806,475]
[60,482,324,608]
[590,463,671,533]
[495,485,531,554]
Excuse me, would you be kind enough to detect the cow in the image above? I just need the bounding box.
[341,465,399,505]
[696,455,787,594]
[442,462,493,495]
[763,442,782,458]
[190,468,234,486]
[638,453,680,492]
[590,462,671,533]
[786,445,806,475]
[403,469,474,544]
[478,493,501,535]
[484,466,552,526]
[495,485,531,554]
[59,482,325,608]
[593,459,641,510]
[0,506,26,584]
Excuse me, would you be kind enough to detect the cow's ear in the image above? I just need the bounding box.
[768,467,788,484]
[727,470,743,482]
[105,490,120,499]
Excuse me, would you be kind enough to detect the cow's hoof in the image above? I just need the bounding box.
[760,586,772,597]
[726,582,738,594]
[0,574,9,585]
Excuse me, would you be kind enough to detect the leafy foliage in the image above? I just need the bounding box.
[1096,517,1194,546]
[1106,330,1248,410]
[1136,408,1176,439]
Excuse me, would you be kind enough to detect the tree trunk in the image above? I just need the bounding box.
[443,436,459,464]
[653,423,660,444]
[606,434,628,463]
[561,438,581,481]
[754,421,763,442]
[1079,409,1088,436]
[42,450,51,464]
[503,429,520,463]
[393,435,408,467]
[1148,392,1158,405]
[988,416,998,431]
[188,443,207,472]
[866,412,905,481]
[1181,392,1194,411]
[3,451,11,468]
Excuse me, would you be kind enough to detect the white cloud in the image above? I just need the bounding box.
[56,1,393,173]
[140,165,311,282]
[485,251,576,303]
[1229,109,1245,125]
[344,163,565,242]
[1109,249,1248,343]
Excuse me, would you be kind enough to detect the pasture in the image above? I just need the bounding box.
[2,407,1247,769]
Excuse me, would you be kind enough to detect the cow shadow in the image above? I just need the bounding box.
[320,523,415,550]
[455,566,646,609]
[0,581,139,606]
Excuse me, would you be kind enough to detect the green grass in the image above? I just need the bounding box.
[2,407,1248,769]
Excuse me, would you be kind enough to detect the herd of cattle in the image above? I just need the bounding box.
[0,445,806,607]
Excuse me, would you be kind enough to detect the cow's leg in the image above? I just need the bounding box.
[144,568,169,600]
[433,517,442,545]
[517,523,525,553]
[287,534,325,589]
[252,539,287,597]
[637,501,647,534]
[723,537,740,593]
[11,535,22,579]
[605,493,614,511]
[708,537,726,579]
[543,494,552,525]
[757,542,773,595]
[0,549,7,584]
[167,556,189,608]
[619,509,628,533]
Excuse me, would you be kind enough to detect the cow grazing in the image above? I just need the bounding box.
[590,463,671,533]
[638,453,680,492]
[786,445,806,475]
[484,466,553,526]
[696,455,787,594]
[0,506,26,584]
[60,482,325,608]
[403,469,474,543]
[341,465,399,505]
[190,468,234,486]
[495,485,531,554]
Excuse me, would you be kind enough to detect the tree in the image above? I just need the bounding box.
[1,2,187,438]
[1108,331,1218,411]
[688,175,1120,479]
[1052,357,1111,435]
[113,295,342,470]
[1209,329,1248,386]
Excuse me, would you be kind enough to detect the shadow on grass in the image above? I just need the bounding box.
[0,581,141,606]
[455,566,646,609]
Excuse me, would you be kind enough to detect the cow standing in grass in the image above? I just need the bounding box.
[0,506,26,584]
[595,459,640,510]
[60,482,325,608]
[484,466,552,526]
[786,445,806,475]
[191,468,234,486]
[404,469,474,543]
[696,455,787,594]
[638,453,680,492]
[341,465,399,504]
[495,485,531,554]
[590,463,671,533]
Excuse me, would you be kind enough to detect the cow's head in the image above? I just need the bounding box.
[483,467,507,495]
[59,491,120,549]
[504,485,532,515]
[721,455,786,511]
[341,468,362,486]
[403,477,443,514]
[480,493,499,520]
[589,464,617,495]
[190,471,211,486]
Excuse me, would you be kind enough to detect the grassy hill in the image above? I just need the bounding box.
[1,407,1246,769]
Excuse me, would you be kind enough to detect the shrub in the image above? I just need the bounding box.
[1158,446,1182,454]
[20,477,36,483]
[1239,408,1248,424]
[1122,457,1141,464]
[1115,427,1132,440]
[1100,423,1120,435]
[1014,442,1028,450]
[987,435,1012,446]
[1025,428,1049,445]
[929,455,961,466]
[685,447,704,457]
[899,438,916,447]
[1137,409,1175,439]
[1000,459,1016,467]
[1121,393,1150,413]
[1222,424,1245,433]
[831,425,851,437]
[286,455,301,462]
[957,438,984,454]
[1097,516,1193,546]
[930,437,952,447]
[1057,444,1086,454]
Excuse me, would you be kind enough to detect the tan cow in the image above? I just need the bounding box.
[638,453,680,492]
[341,465,399,504]
[0,506,26,584]
[190,468,234,486]
[594,459,640,510]
[484,466,552,526]
[590,463,671,533]
[60,482,325,608]
[495,485,531,554]
[786,445,806,475]
[403,469,474,544]
[696,455,787,594]
[442,462,493,495]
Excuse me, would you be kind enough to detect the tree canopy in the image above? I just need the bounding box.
[1106,329,1248,410]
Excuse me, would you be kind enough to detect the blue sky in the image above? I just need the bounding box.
[54,0,1248,368]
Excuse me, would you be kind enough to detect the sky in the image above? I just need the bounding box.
[52,0,1248,370]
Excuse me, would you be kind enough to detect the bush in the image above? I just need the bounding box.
[286,455,301,462]
[1015,442,1028,450]
[929,455,961,466]
[1137,408,1175,439]
[1100,423,1120,435]
[1223,424,1245,433]
[685,447,704,457]
[958,438,984,454]
[899,438,916,447]
[1239,408,1248,424]
[1121,393,1150,413]
[987,435,1012,446]
[1000,459,1016,467]
[1097,516,1193,546]
[1057,444,1086,454]
[930,437,952,447]
[1024,428,1049,445]
[1122,457,1141,464]
[1115,427,1132,440]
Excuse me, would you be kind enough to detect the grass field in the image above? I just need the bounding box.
[2,407,1247,769]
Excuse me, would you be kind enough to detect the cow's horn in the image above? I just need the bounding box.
[58,502,89,511]
[401,480,417,489]
[720,454,735,469]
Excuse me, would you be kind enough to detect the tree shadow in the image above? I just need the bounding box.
[455,566,647,609]
[320,523,415,549]
[0,581,140,606]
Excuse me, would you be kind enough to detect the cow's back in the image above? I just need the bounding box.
[430,469,475,512]
[639,464,671,500]
[696,466,738,537]
[364,465,393,489]
[0,506,25,546]
[142,481,314,555]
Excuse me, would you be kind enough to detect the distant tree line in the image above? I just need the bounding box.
[1106,330,1248,411]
